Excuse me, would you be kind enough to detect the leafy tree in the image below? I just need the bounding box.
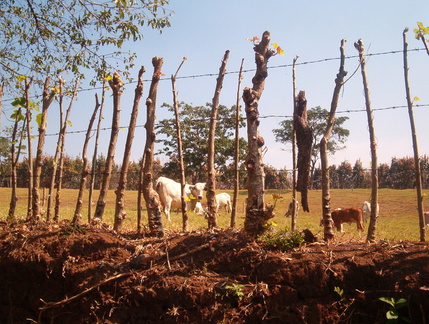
[264,165,290,190]
[337,161,353,189]
[273,106,349,187]
[378,163,391,189]
[156,102,247,183]
[390,157,415,189]
[0,0,172,82]
[353,159,366,189]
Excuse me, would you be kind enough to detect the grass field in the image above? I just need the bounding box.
[0,187,427,241]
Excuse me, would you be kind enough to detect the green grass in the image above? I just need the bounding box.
[0,187,427,241]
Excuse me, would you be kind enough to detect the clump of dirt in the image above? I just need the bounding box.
[0,220,429,323]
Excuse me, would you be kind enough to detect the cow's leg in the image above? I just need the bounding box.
[164,199,172,221]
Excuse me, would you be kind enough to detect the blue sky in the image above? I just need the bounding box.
[5,0,429,171]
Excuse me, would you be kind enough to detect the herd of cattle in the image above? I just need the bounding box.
[155,176,429,231]
[155,177,231,220]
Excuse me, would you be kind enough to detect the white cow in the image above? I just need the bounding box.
[362,201,380,223]
[155,177,206,221]
[194,202,205,215]
[215,193,232,213]
[285,199,299,217]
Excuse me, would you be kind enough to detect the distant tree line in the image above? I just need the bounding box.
[0,155,427,191]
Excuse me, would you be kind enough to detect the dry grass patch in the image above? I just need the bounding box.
[0,187,427,241]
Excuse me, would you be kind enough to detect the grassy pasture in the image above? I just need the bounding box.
[0,187,427,241]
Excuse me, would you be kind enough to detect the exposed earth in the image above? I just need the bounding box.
[1,220,429,323]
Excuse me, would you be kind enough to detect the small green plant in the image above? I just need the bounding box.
[261,227,305,252]
[379,297,410,323]
[334,286,344,299]
[225,284,244,300]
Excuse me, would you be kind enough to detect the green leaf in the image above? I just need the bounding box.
[395,298,408,309]
[16,75,27,82]
[11,97,27,108]
[36,113,43,128]
[379,297,395,307]
[386,309,399,320]
[67,120,73,127]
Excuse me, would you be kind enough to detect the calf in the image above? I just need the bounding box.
[362,201,380,223]
[331,207,364,232]
[194,202,205,215]
[285,199,299,217]
[215,193,232,213]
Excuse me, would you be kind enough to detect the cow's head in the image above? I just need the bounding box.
[189,182,206,201]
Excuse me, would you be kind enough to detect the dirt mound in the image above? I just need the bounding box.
[1,221,429,323]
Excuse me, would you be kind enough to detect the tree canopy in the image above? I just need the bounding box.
[0,0,172,83]
[155,102,247,183]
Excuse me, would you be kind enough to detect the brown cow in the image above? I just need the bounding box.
[331,207,364,232]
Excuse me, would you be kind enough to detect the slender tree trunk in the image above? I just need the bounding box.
[355,39,379,243]
[8,108,23,220]
[88,80,106,222]
[54,80,78,221]
[291,56,299,232]
[206,50,229,229]
[72,95,100,224]
[94,72,123,220]
[403,29,425,242]
[47,77,65,221]
[25,78,34,220]
[47,77,78,221]
[137,155,145,233]
[114,66,145,232]
[32,77,55,221]
[171,58,189,231]
[0,81,4,131]
[242,31,275,236]
[321,39,348,241]
[143,57,164,237]
[231,58,244,229]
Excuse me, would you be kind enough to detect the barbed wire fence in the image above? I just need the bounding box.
[1,47,428,176]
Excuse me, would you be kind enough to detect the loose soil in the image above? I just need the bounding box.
[1,220,429,323]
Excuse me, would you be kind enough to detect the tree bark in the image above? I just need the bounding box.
[291,56,299,232]
[242,31,275,236]
[231,58,244,229]
[113,67,145,231]
[0,81,3,131]
[206,50,229,229]
[88,79,106,222]
[294,91,312,212]
[321,39,348,241]
[171,58,189,231]
[94,71,123,220]
[72,94,100,224]
[354,39,379,243]
[403,29,425,242]
[32,77,55,221]
[137,155,145,233]
[8,108,24,220]
[143,57,164,237]
[25,78,34,220]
